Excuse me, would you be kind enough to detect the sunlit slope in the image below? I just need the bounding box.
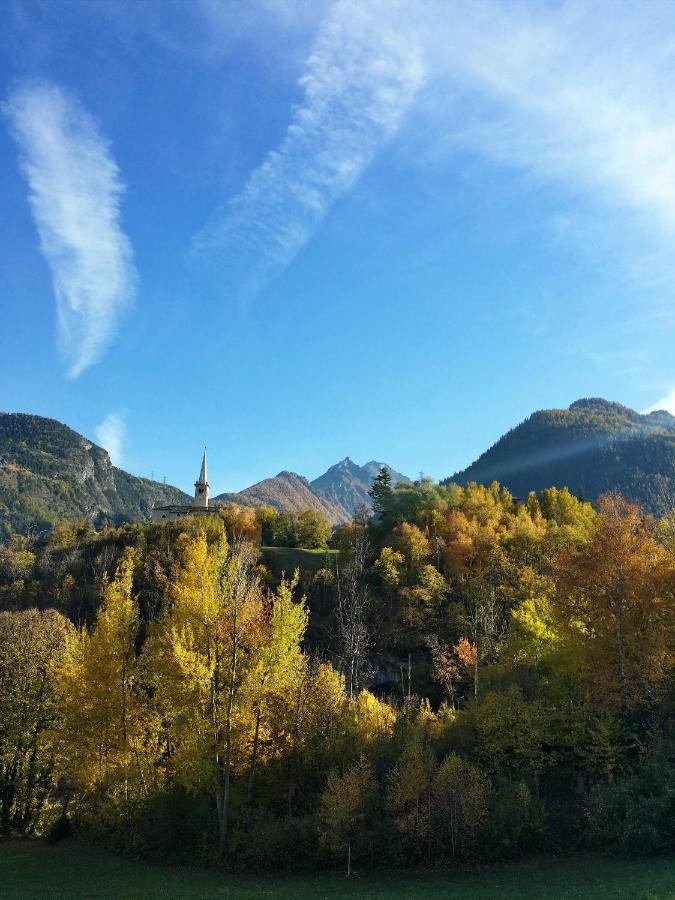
[450,399,675,514]
[212,470,345,523]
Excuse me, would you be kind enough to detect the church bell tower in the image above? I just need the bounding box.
[194,448,210,508]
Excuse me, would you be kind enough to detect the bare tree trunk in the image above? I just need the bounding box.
[205,619,224,846]
[408,653,412,702]
[219,634,238,854]
[334,524,371,699]
[245,705,262,822]
[121,655,129,813]
[474,654,479,698]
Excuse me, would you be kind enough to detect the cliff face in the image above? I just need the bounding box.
[0,413,189,538]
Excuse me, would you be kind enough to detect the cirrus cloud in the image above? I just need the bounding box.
[193,0,425,297]
[194,0,675,313]
[4,80,136,377]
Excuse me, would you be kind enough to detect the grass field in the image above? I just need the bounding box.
[1,841,673,899]
[261,545,338,576]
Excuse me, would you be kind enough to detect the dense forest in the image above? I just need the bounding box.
[0,474,673,871]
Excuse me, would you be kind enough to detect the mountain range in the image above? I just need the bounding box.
[212,472,345,522]
[198,457,408,522]
[0,412,404,537]
[2,398,675,539]
[310,457,409,516]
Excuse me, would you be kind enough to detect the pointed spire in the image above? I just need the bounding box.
[198,447,207,485]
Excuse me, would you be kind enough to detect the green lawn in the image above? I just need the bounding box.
[1,842,673,899]
[261,545,338,576]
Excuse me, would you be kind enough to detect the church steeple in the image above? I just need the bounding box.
[194,448,209,508]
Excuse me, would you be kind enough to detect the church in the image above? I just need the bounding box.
[151,449,214,523]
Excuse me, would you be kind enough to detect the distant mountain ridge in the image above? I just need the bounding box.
[449,398,675,514]
[213,459,409,523]
[211,471,345,522]
[311,457,409,519]
[13,397,673,537]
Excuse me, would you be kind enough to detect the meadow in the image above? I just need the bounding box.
[2,842,674,900]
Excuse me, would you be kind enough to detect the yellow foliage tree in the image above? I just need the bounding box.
[143,531,264,852]
[0,609,73,834]
[53,549,143,809]
[432,754,488,860]
[556,495,675,710]
[387,742,437,860]
[241,571,309,812]
[319,757,376,874]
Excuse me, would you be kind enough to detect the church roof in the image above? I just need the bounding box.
[152,504,213,514]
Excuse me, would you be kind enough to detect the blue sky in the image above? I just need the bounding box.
[2,0,675,494]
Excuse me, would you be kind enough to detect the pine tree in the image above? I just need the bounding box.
[368,465,393,519]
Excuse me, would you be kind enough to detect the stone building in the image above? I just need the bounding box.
[151,449,213,522]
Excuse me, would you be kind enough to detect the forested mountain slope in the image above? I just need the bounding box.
[450,398,675,514]
[0,413,189,538]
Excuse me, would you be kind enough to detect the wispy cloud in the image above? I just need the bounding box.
[4,80,136,377]
[423,1,675,285]
[643,389,675,416]
[193,0,425,295]
[196,0,675,305]
[95,410,126,466]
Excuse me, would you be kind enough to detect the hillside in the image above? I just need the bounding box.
[449,398,675,514]
[311,457,409,518]
[0,413,190,539]
[212,471,345,522]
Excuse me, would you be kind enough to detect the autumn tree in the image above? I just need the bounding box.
[432,755,488,860]
[555,494,674,711]
[281,660,348,818]
[427,635,461,709]
[144,532,264,852]
[374,545,403,616]
[242,571,308,814]
[0,609,72,834]
[255,506,278,546]
[296,510,332,549]
[53,549,143,810]
[387,742,436,862]
[218,504,261,545]
[334,522,372,698]
[319,757,377,874]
